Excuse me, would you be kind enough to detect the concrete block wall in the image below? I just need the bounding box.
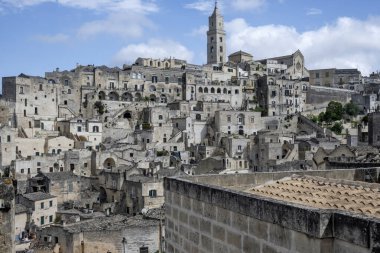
[165,191,334,253]
[164,172,380,253]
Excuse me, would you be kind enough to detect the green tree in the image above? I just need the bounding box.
[318,112,325,122]
[94,101,105,115]
[344,101,360,117]
[324,101,343,122]
[330,122,343,135]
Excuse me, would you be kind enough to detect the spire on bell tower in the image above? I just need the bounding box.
[207,0,226,65]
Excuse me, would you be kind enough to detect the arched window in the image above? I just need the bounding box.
[217,88,221,94]
[223,88,227,94]
[198,87,203,93]
[211,87,215,93]
[93,126,99,132]
[204,87,208,93]
[211,46,214,53]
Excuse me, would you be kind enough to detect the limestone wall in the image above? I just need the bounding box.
[164,169,380,253]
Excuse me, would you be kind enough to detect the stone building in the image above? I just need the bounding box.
[31,215,162,253]
[0,179,15,253]
[369,112,380,147]
[17,192,58,228]
[207,2,226,65]
[164,168,380,253]
[256,50,309,116]
[125,175,164,215]
[2,74,59,129]
[250,131,299,172]
[228,51,253,64]
[309,68,362,90]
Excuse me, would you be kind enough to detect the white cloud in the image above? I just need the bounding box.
[0,0,158,13]
[0,0,159,40]
[185,0,266,13]
[187,25,208,37]
[113,39,194,65]
[185,0,214,13]
[34,33,69,43]
[230,0,266,11]
[225,17,380,75]
[77,13,154,39]
[306,8,322,16]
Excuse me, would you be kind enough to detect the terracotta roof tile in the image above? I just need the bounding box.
[248,175,380,219]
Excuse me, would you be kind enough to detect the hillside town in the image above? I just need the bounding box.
[1,3,380,253]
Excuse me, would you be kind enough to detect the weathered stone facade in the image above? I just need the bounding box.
[164,169,380,253]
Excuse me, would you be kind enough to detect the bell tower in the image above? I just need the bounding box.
[207,1,226,65]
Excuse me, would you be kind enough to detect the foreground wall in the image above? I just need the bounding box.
[164,169,380,253]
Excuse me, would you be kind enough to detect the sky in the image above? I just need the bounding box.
[1,0,380,91]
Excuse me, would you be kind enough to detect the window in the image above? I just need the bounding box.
[210,46,214,53]
[93,126,99,132]
[21,169,24,174]
[77,126,82,132]
[35,107,38,115]
[250,117,254,123]
[178,77,182,85]
[64,80,69,86]
[220,46,223,52]
[49,167,53,172]
[140,247,149,253]
[158,115,163,120]
[39,84,43,91]
[220,37,223,42]
[40,216,45,225]
[7,135,10,142]
[49,215,53,223]
[325,72,329,78]
[211,37,214,42]
[238,145,242,151]
[84,163,88,168]
[315,73,320,78]
[49,200,53,207]
[149,190,157,198]
[165,77,169,84]
[152,76,158,83]
[20,87,24,94]
[25,99,27,106]
[130,153,134,158]
[227,115,231,122]
[68,89,71,94]
[41,202,44,209]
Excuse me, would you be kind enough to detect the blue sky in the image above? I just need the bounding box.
[1,0,380,90]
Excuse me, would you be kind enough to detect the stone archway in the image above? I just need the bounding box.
[103,158,116,170]
[121,92,133,102]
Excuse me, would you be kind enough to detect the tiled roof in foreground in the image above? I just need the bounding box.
[248,175,380,219]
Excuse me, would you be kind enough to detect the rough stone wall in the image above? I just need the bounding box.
[369,112,380,147]
[164,170,380,253]
[0,180,15,253]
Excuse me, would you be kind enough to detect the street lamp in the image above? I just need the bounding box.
[122,237,127,253]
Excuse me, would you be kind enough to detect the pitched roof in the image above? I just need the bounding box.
[22,192,56,202]
[229,50,253,57]
[248,175,380,219]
